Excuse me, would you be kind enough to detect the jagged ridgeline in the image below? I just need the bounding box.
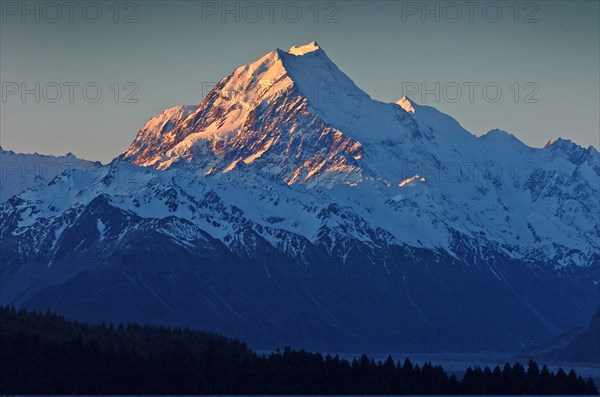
[0,306,597,394]
[1,42,599,352]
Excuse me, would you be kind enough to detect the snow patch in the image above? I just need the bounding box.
[96,219,106,241]
[288,41,320,56]
[398,175,426,187]
[396,96,415,113]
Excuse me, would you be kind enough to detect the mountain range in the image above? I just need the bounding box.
[1,41,598,352]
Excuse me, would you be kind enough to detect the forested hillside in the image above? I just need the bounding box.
[0,307,597,394]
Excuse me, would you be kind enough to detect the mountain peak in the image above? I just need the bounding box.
[288,41,320,56]
[545,137,572,149]
[484,128,511,137]
[478,129,534,151]
[121,42,474,179]
[396,96,415,113]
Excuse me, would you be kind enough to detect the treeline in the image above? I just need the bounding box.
[0,306,597,394]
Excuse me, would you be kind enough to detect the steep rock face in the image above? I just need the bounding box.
[120,42,410,186]
[121,105,198,166]
[1,42,599,352]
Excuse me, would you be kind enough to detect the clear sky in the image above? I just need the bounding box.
[1,0,598,163]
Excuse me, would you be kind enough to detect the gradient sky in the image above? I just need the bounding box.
[1,0,598,163]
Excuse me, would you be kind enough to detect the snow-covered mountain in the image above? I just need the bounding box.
[0,147,99,203]
[119,41,599,266]
[1,42,598,352]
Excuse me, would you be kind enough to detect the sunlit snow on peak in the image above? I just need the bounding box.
[288,41,321,56]
[396,96,415,113]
